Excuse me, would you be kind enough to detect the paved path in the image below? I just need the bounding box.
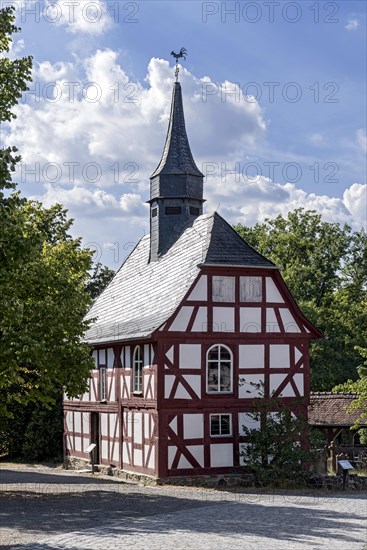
[1,466,366,549]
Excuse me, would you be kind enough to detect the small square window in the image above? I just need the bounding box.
[210,414,232,437]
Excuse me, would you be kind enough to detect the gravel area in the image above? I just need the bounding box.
[0,464,366,549]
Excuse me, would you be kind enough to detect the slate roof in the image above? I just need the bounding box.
[309,393,367,427]
[84,212,276,344]
[150,82,204,178]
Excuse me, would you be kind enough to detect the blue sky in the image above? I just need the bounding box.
[3,0,366,268]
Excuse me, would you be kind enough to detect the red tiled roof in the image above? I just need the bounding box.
[308,392,367,427]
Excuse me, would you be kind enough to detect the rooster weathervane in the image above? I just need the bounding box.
[171,48,187,81]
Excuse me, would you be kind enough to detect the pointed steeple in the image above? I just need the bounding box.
[151,82,203,178]
[149,80,204,262]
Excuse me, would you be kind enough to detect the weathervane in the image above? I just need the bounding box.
[170,47,187,81]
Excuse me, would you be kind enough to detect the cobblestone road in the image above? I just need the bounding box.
[1,466,366,549]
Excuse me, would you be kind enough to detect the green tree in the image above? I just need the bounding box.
[235,209,367,390]
[0,7,94,416]
[333,346,367,425]
[240,384,325,486]
[0,6,32,190]
[86,262,115,300]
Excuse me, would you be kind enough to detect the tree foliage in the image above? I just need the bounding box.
[0,6,32,190]
[240,385,325,486]
[86,262,115,300]
[235,209,367,390]
[0,7,94,416]
[333,346,367,424]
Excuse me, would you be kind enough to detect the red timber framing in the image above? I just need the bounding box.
[64,265,321,479]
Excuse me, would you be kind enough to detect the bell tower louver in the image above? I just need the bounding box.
[149,80,204,262]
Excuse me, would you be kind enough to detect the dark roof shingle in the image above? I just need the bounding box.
[309,392,367,427]
[84,212,276,344]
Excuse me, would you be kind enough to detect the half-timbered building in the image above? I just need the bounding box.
[63,74,322,480]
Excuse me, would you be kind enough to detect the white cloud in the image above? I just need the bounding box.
[345,18,359,31]
[4,52,366,266]
[343,184,367,229]
[44,0,114,35]
[6,54,267,186]
[356,129,367,152]
[310,133,326,146]
[205,174,366,230]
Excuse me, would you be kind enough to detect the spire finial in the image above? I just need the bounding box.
[170,47,187,81]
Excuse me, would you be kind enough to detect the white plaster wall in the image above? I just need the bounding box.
[164,375,175,398]
[65,411,73,432]
[134,412,143,444]
[192,307,208,332]
[270,345,290,368]
[179,344,201,369]
[187,275,207,301]
[213,307,235,332]
[82,413,89,435]
[266,277,284,303]
[210,444,233,467]
[144,414,153,439]
[122,373,131,399]
[177,454,192,469]
[112,443,119,463]
[295,347,303,363]
[134,448,143,467]
[145,445,155,469]
[175,383,191,399]
[123,442,131,464]
[100,414,108,437]
[166,345,174,363]
[125,346,131,368]
[239,374,264,397]
[169,416,177,435]
[280,308,301,332]
[82,437,89,452]
[169,306,193,331]
[266,308,281,332]
[109,377,116,401]
[74,412,81,433]
[269,373,288,396]
[239,345,264,368]
[294,373,304,395]
[168,446,176,469]
[183,414,204,439]
[109,414,117,435]
[187,445,204,467]
[101,440,108,461]
[126,411,132,438]
[107,348,114,369]
[120,347,125,368]
[240,308,261,332]
[239,412,260,434]
[183,375,201,397]
[74,436,82,452]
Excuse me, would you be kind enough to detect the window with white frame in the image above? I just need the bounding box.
[210,413,232,436]
[99,367,107,401]
[207,344,233,393]
[133,345,143,393]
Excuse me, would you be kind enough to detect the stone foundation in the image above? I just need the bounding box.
[306,473,367,490]
[64,458,367,490]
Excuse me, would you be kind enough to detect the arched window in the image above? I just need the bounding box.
[207,344,233,393]
[133,345,143,393]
